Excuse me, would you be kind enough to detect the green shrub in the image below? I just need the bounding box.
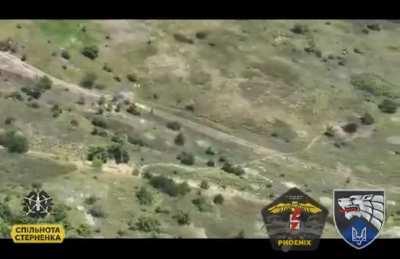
[192,197,212,212]
[91,117,108,128]
[360,112,375,125]
[21,87,42,99]
[51,104,63,118]
[205,146,215,155]
[127,136,146,147]
[84,196,98,205]
[200,180,209,190]
[136,187,153,206]
[81,45,99,60]
[166,121,181,131]
[127,73,137,82]
[61,50,70,60]
[107,143,130,164]
[177,151,194,165]
[342,123,358,133]
[4,117,15,125]
[88,206,106,218]
[102,63,112,73]
[76,224,91,236]
[173,33,194,44]
[1,130,29,153]
[174,133,185,146]
[173,210,191,225]
[149,175,190,197]
[213,194,224,205]
[91,127,108,137]
[206,160,215,167]
[135,217,160,233]
[290,24,309,34]
[80,72,97,89]
[378,99,398,113]
[52,204,69,222]
[126,104,141,116]
[350,73,398,97]
[175,132,186,146]
[36,76,52,91]
[221,162,245,176]
[87,146,108,163]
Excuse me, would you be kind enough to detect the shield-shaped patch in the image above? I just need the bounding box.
[333,189,385,250]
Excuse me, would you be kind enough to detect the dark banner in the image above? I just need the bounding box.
[0,238,396,258]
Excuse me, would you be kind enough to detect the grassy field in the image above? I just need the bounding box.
[0,20,399,238]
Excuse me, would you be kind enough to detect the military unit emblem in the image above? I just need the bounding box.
[333,190,385,250]
[261,188,385,251]
[261,188,328,251]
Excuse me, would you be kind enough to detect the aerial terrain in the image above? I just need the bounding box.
[0,20,399,238]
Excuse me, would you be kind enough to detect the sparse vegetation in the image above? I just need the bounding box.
[91,117,108,129]
[84,195,98,205]
[205,146,215,155]
[61,49,70,60]
[378,99,398,113]
[127,73,137,82]
[173,33,194,44]
[213,194,224,205]
[221,162,245,176]
[192,197,212,212]
[80,72,97,89]
[174,133,185,146]
[126,104,141,116]
[136,187,153,206]
[134,217,160,233]
[173,210,191,225]
[166,121,181,131]
[342,123,358,134]
[361,113,375,125]
[177,151,194,165]
[350,73,398,97]
[290,24,309,34]
[148,175,191,197]
[88,206,106,218]
[200,180,209,190]
[103,63,112,73]
[0,130,29,153]
[81,45,99,60]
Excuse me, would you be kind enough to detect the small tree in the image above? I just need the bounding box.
[80,72,97,89]
[127,73,137,82]
[136,187,153,206]
[166,121,181,131]
[61,50,70,60]
[135,217,160,233]
[200,180,209,190]
[192,197,212,212]
[213,194,224,205]
[87,146,108,163]
[1,130,29,153]
[88,206,106,218]
[91,117,108,128]
[84,195,98,205]
[126,104,141,116]
[35,76,53,91]
[378,99,397,114]
[173,210,191,225]
[107,144,130,164]
[221,162,245,176]
[174,133,185,146]
[177,151,194,165]
[360,113,375,125]
[81,45,99,60]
